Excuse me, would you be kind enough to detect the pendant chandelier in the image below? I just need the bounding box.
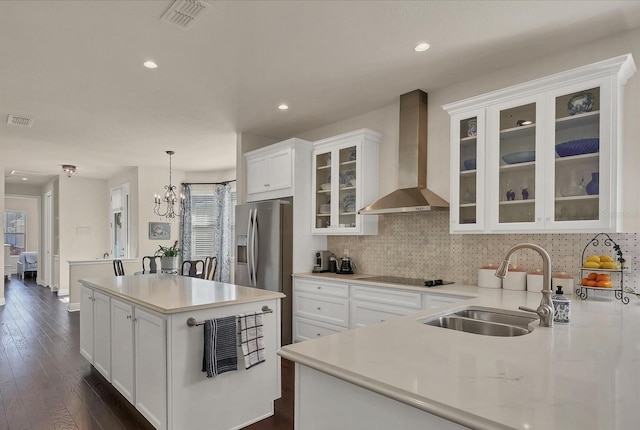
[154,150,184,218]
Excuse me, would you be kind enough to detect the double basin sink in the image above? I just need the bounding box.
[421,306,537,337]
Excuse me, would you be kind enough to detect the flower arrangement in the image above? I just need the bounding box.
[155,240,182,257]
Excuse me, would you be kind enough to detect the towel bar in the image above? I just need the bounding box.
[186,305,273,327]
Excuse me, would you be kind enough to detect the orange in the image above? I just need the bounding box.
[596,274,611,282]
[585,280,597,287]
[587,273,598,280]
[581,278,590,286]
[596,281,613,288]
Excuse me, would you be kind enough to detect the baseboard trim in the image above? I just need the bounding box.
[57,289,69,296]
[68,302,80,312]
[0,298,5,306]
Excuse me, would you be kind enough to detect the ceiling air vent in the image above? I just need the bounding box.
[7,114,34,128]
[160,0,210,30]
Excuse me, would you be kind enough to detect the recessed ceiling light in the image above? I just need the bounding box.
[21,177,28,181]
[414,43,430,52]
[143,60,158,69]
[278,104,289,110]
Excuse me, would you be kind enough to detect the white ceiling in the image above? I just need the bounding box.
[2,0,640,186]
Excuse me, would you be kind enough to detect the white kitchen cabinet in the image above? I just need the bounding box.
[110,297,167,430]
[312,129,380,235]
[79,285,111,380]
[293,278,349,342]
[293,276,472,340]
[444,54,636,233]
[245,138,312,202]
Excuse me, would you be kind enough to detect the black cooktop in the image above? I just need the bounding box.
[365,276,454,288]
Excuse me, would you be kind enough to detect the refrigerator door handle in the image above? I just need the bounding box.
[252,209,259,286]
[247,208,254,286]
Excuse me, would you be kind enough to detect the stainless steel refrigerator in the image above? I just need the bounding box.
[235,200,293,345]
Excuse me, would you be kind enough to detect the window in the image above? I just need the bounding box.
[4,211,26,256]
[189,187,235,261]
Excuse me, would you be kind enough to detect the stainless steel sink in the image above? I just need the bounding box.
[421,307,537,337]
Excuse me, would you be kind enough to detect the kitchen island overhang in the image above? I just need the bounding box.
[79,274,284,430]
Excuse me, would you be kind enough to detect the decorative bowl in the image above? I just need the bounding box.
[567,92,594,115]
[555,138,599,157]
[320,183,331,191]
[502,151,536,164]
[463,159,476,170]
[319,204,331,214]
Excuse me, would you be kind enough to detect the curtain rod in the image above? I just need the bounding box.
[182,180,237,186]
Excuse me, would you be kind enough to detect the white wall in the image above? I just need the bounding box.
[185,168,236,184]
[58,176,110,297]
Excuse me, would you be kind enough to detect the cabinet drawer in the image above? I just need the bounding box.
[294,317,346,342]
[424,294,466,309]
[294,293,348,327]
[351,285,422,309]
[350,300,415,328]
[295,278,349,298]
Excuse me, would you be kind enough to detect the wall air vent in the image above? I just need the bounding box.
[160,0,210,30]
[7,114,34,128]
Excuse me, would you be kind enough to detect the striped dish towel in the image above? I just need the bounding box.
[202,316,237,378]
[238,312,265,369]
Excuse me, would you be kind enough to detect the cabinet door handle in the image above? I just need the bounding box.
[317,286,322,290]
[316,307,321,311]
[316,333,321,337]
[132,317,138,322]
[537,217,542,221]
[126,315,131,319]
[546,217,551,221]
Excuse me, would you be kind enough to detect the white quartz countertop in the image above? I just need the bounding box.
[281,274,640,430]
[69,258,138,265]
[79,274,284,314]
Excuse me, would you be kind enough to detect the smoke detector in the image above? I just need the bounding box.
[160,0,210,30]
[7,114,34,128]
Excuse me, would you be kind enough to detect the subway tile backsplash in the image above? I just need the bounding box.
[327,212,639,289]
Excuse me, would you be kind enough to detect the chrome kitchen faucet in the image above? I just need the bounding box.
[495,243,554,327]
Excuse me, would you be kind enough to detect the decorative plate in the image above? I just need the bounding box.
[342,194,356,212]
[349,148,357,161]
[343,170,356,185]
[326,173,345,185]
[502,151,535,164]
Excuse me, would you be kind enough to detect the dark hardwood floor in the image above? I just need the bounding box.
[0,276,294,430]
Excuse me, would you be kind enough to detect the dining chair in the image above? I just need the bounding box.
[203,256,218,281]
[142,256,161,274]
[181,260,205,278]
[113,259,125,276]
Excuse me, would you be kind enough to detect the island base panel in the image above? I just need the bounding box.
[296,364,469,430]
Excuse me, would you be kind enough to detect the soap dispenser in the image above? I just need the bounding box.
[552,286,570,324]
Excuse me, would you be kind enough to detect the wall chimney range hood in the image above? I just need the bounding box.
[359,90,449,215]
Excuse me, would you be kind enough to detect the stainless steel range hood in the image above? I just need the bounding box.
[359,90,449,215]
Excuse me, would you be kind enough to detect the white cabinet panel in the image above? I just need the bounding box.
[135,307,167,430]
[294,278,349,298]
[79,286,94,362]
[93,290,111,380]
[351,285,421,309]
[111,298,134,403]
[350,300,414,329]
[245,144,294,201]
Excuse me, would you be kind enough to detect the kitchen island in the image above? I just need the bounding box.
[280,276,640,430]
[79,274,284,430]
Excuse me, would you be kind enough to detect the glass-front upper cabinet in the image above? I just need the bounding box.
[444,54,635,234]
[488,97,544,231]
[450,110,485,232]
[547,82,608,230]
[311,129,380,236]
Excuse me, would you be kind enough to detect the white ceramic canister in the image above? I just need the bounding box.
[552,272,574,295]
[478,265,502,289]
[526,269,543,292]
[502,268,527,291]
